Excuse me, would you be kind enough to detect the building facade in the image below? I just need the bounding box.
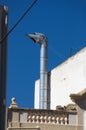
[35,47,86,109]
[7,89,86,130]
[6,48,86,130]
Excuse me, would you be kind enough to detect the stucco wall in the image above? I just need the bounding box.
[35,47,86,109]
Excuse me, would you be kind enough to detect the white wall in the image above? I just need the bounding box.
[34,80,39,108]
[34,47,86,109]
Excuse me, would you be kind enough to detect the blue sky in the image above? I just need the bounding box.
[0,0,86,108]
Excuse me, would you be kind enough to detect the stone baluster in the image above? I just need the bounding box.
[60,116,63,124]
[48,116,52,123]
[63,116,65,124]
[52,116,55,124]
[40,116,44,123]
[44,116,47,123]
[54,116,57,124]
[28,115,31,123]
[64,116,68,125]
[32,115,36,123]
[56,116,59,124]
[36,115,40,123]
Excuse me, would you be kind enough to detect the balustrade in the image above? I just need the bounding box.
[7,103,77,127]
[27,113,69,125]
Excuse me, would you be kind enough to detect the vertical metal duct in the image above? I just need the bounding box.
[26,32,50,109]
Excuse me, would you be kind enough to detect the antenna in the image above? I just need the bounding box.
[70,48,73,57]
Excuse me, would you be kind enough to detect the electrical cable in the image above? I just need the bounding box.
[49,45,66,60]
[0,0,39,43]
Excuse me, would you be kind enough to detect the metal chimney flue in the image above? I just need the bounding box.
[26,32,50,109]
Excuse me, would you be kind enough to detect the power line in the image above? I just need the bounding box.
[49,45,66,60]
[0,0,39,43]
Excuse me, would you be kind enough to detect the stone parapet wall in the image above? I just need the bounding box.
[7,104,77,129]
[7,123,78,130]
[7,100,80,130]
